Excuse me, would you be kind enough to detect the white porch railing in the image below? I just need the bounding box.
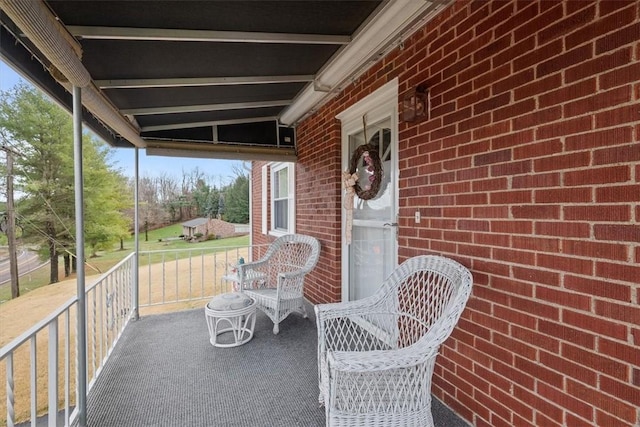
[137,244,268,308]
[0,243,264,426]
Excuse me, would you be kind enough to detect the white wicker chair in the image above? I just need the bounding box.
[315,255,473,427]
[239,234,320,334]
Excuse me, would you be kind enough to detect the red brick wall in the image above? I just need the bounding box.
[253,1,640,424]
[251,163,271,249]
[208,219,237,239]
[392,3,639,424]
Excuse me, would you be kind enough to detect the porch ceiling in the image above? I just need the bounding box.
[0,0,451,162]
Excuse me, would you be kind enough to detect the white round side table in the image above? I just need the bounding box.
[204,292,257,348]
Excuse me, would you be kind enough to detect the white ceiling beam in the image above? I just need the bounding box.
[67,26,351,45]
[95,75,315,89]
[122,100,291,116]
[141,116,278,132]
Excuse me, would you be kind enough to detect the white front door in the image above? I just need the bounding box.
[338,79,398,301]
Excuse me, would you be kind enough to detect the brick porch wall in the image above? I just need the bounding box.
[252,0,639,425]
[251,164,270,250]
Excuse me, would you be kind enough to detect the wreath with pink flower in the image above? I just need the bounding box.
[348,144,383,200]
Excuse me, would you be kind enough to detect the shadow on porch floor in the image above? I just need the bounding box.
[82,303,469,426]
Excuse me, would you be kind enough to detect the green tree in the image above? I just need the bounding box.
[83,143,131,257]
[167,195,191,222]
[223,173,249,223]
[217,193,225,219]
[1,84,75,283]
[125,176,171,234]
[0,84,131,284]
[191,178,211,217]
[204,186,220,218]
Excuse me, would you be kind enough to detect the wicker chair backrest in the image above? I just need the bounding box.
[375,255,473,349]
[261,234,320,284]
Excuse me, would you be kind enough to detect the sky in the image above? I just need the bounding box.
[0,60,242,183]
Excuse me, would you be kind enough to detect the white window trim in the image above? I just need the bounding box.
[337,77,398,130]
[261,164,268,235]
[269,162,295,237]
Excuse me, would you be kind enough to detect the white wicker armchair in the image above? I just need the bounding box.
[315,255,473,427]
[239,234,320,334]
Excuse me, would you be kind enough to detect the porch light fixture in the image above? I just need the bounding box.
[402,85,429,122]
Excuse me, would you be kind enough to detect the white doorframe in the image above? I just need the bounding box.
[336,78,399,302]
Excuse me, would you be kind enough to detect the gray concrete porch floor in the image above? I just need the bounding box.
[79,302,470,426]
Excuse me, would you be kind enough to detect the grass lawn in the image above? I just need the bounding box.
[0,224,249,304]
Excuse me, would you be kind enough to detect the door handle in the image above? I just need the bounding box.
[383,222,399,240]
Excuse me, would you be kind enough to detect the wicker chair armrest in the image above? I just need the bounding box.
[327,341,439,373]
[278,269,307,281]
[237,262,269,286]
[238,259,269,271]
[315,296,380,321]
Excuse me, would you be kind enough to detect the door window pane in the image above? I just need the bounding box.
[348,119,392,221]
[349,226,395,300]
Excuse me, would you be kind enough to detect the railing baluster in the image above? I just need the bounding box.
[162,252,166,304]
[6,353,15,427]
[74,303,79,426]
[92,287,97,377]
[175,252,179,302]
[189,250,193,300]
[224,250,229,294]
[30,335,37,426]
[147,252,151,305]
[99,280,104,369]
[111,273,117,333]
[122,261,127,317]
[64,309,70,426]
[110,277,115,344]
[48,319,58,427]
[116,272,120,332]
[107,274,113,336]
[201,251,205,298]
[127,258,132,311]
[214,252,218,296]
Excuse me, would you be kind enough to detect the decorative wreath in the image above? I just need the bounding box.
[348,144,383,200]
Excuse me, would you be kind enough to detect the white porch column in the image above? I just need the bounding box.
[72,85,87,426]
[133,147,140,320]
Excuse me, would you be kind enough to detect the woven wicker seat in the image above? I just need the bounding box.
[239,234,320,334]
[315,255,473,427]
